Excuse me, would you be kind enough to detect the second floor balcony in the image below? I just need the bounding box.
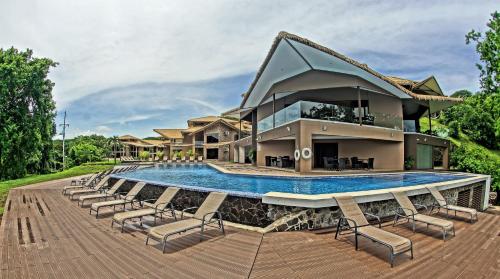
[257,100,403,133]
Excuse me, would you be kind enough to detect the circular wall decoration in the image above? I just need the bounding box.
[301,147,312,160]
[294,149,301,161]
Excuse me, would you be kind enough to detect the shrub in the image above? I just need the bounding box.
[450,143,500,191]
[404,156,415,170]
[186,149,194,157]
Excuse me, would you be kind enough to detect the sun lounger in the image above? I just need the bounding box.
[90,182,146,218]
[146,192,227,253]
[67,176,110,199]
[391,191,455,240]
[63,173,100,194]
[78,179,126,206]
[334,196,413,267]
[112,186,180,232]
[427,187,478,223]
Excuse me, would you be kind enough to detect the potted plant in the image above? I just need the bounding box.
[186,149,194,161]
[247,148,256,164]
[139,151,150,161]
[156,151,164,161]
[404,156,415,170]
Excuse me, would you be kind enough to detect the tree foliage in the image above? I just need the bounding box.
[0,48,57,180]
[450,143,499,190]
[68,142,103,165]
[441,93,499,149]
[465,11,500,95]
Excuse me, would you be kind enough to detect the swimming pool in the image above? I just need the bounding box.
[112,164,474,197]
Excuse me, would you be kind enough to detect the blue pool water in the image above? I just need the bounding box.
[112,164,474,197]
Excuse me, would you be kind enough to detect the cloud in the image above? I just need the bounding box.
[1,0,497,137]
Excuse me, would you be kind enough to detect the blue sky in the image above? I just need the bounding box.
[0,0,497,138]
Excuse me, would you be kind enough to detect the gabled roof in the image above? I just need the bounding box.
[240,31,461,108]
[187,118,240,136]
[387,75,444,96]
[153,129,185,139]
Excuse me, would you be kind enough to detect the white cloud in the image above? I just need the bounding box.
[95,125,112,134]
[1,0,496,109]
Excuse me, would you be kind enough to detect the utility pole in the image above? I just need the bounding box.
[59,111,70,170]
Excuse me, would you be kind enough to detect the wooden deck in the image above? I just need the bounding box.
[1,178,499,278]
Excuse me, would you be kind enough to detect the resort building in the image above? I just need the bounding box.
[234,32,462,173]
[151,116,251,160]
[118,135,168,159]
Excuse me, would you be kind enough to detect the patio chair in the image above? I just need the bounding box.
[351,157,363,169]
[63,173,100,194]
[111,186,180,232]
[146,192,227,253]
[334,196,413,267]
[77,179,126,207]
[67,176,110,199]
[89,182,146,218]
[391,191,455,241]
[427,187,478,223]
[323,157,335,170]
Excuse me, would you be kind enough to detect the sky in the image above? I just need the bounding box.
[0,0,497,138]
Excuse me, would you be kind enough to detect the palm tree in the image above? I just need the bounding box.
[107,136,123,165]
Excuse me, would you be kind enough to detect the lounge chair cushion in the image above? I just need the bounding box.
[413,214,453,230]
[91,199,130,211]
[357,226,412,254]
[444,205,477,215]
[148,219,203,239]
[113,208,156,223]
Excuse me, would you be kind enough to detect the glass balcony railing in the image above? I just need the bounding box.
[257,100,402,132]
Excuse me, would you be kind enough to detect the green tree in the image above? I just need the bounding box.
[107,136,122,164]
[68,142,103,165]
[450,89,473,98]
[0,47,57,180]
[466,11,499,95]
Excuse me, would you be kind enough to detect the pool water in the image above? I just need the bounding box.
[112,164,473,197]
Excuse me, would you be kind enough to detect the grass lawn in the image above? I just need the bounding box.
[0,164,115,216]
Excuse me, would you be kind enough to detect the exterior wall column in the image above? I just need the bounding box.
[239,146,245,163]
[443,146,449,170]
[295,122,312,173]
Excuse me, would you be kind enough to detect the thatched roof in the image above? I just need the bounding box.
[241,31,462,106]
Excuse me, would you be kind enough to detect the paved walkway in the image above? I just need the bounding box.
[1,178,499,278]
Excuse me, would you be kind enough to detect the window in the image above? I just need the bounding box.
[206,133,219,143]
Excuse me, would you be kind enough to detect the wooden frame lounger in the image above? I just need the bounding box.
[67,177,110,200]
[146,192,227,253]
[334,196,413,267]
[427,187,478,223]
[391,191,455,241]
[89,182,146,218]
[111,186,180,232]
[77,179,126,207]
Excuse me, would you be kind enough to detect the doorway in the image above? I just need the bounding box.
[206,148,219,160]
[313,143,338,168]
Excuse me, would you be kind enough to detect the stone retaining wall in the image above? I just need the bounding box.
[108,177,486,231]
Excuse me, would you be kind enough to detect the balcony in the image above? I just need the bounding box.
[257,100,403,132]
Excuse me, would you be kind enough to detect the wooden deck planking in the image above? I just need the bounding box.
[0,177,498,279]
